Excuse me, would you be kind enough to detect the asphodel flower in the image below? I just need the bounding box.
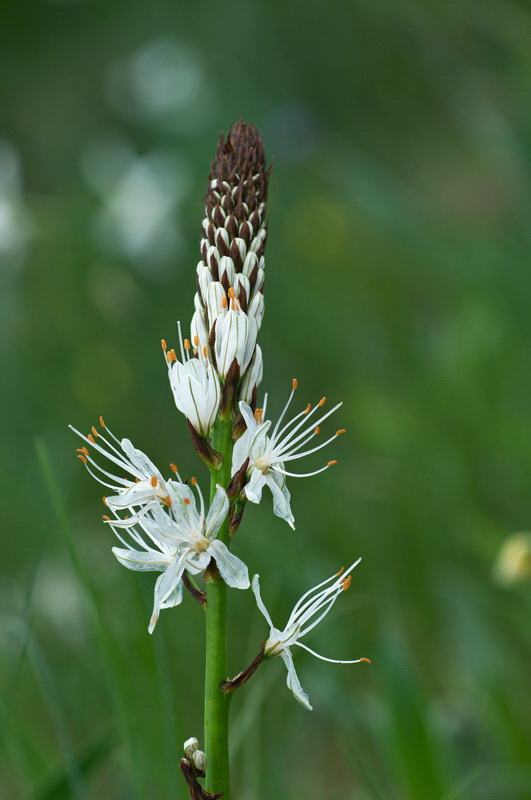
[108,482,249,633]
[70,418,177,512]
[162,322,221,437]
[252,560,369,710]
[231,380,345,529]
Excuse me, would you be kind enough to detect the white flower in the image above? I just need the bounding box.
[163,322,221,436]
[108,482,249,633]
[252,560,369,710]
[232,381,344,529]
[70,419,177,512]
[71,422,249,632]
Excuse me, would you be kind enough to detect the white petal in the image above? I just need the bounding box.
[208,540,250,589]
[205,485,230,540]
[251,574,275,629]
[245,468,266,504]
[280,649,312,710]
[112,547,169,572]
[265,473,295,529]
[149,550,188,633]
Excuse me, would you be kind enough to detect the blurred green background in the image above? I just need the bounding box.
[1,1,531,798]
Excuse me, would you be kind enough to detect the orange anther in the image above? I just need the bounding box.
[76,447,89,455]
[161,338,167,351]
[88,434,95,443]
[303,403,311,415]
[341,575,352,590]
[327,460,338,466]
[335,567,345,577]
[314,427,321,435]
[150,476,158,488]
[99,416,106,428]
[254,408,263,424]
[135,477,140,483]
[165,495,172,508]
[292,378,298,390]
[184,339,191,351]
[336,429,346,435]
[102,515,110,521]
[169,463,178,473]
[184,498,190,505]
[193,334,199,347]
[230,298,236,310]
[228,287,235,298]
[191,476,197,486]
[360,658,371,664]
[318,397,326,407]
[102,497,108,506]
[77,454,87,464]
[221,296,228,309]
[91,425,99,437]
[203,346,208,358]
[167,348,177,363]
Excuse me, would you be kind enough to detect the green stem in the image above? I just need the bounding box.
[204,415,234,798]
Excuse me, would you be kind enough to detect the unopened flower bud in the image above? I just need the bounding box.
[183,737,199,758]
[192,749,207,773]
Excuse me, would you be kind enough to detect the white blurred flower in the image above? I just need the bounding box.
[252,561,369,710]
[232,381,344,528]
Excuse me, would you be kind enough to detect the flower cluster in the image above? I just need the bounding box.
[72,420,249,633]
[71,121,368,713]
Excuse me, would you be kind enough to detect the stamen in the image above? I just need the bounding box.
[336,429,346,435]
[91,426,100,437]
[327,460,337,466]
[193,334,199,347]
[303,403,311,415]
[228,287,235,298]
[292,378,298,390]
[99,416,106,428]
[135,477,140,483]
[77,454,87,464]
[150,476,158,487]
[335,567,345,577]
[340,575,352,591]
[221,296,228,309]
[76,447,89,455]
[165,495,172,508]
[102,497,108,506]
[102,515,110,521]
[170,463,178,473]
[184,498,190,505]
[203,346,208,358]
[254,408,263,424]
[161,339,167,351]
[191,477,197,486]
[167,349,177,363]
[318,397,326,407]
[314,427,320,435]
[231,298,236,310]
[360,658,371,664]
[184,339,191,351]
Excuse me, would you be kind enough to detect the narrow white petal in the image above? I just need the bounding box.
[112,547,169,572]
[208,540,250,589]
[251,574,275,629]
[280,649,313,711]
[205,485,230,540]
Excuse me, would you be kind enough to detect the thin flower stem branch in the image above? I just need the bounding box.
[204,415,235,798]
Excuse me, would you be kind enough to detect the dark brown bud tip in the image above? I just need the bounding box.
[220,642,266,694]
[220,358,240,418]
[187,420,223,470]
[226,458,249,500]
[182,572,207,608]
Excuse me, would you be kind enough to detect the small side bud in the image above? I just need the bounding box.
[192,750,207,773]
[183,737,199,758]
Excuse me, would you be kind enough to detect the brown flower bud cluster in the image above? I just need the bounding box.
[190,119,271,414]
